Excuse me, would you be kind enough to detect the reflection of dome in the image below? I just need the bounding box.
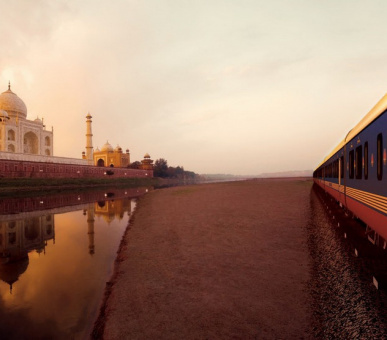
[0,85,27,119]
[101,141,113,152]
[102,214,115,224]
[0,254,29,292]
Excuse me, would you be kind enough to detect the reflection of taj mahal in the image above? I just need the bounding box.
[0,83,53,156]
[0,214,55,292]
[0,214,54,260]
[0,194,137,291]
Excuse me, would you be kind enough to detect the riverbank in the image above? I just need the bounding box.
[0,177,172,198]
[92,178,314,339]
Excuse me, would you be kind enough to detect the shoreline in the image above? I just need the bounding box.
[0,177,186,198]
[92,178,314,339]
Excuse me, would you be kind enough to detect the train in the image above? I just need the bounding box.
[313,93,387,242]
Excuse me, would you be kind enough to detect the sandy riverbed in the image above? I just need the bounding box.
[92,178,314,339]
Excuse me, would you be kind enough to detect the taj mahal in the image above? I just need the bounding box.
[0,83,53,156]
[0,83,153,178]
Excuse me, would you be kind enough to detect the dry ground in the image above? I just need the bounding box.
[94,178,314,339]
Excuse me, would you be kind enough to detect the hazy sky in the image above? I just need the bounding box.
[1,0,387,175]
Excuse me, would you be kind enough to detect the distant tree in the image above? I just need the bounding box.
[166,166,176,178]
[175,166,184,177]
[184,171,196,179]
[129,161,141,169]
[154,158,169,177]
[153,158,198,180]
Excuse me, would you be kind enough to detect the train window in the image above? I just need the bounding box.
[340,156,344,178]
[377,134,383,181]
[349,150,354,179]
[364,142,368,180]
[334,159,338,178]
[337,159,340,178]
[355,146,362,179]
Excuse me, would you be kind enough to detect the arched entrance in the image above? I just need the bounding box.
[23,132,38,154]
[97,159,105,167]
[24,218,40,240]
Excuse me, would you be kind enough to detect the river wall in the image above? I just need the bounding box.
[0,157,152,179]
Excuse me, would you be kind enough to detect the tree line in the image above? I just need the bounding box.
[129,158,197,179]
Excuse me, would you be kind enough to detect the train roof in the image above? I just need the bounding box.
[315,93,387,171]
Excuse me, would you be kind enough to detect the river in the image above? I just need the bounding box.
[0,187,150,339]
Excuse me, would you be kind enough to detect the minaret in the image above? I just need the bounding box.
[85,113,93,165]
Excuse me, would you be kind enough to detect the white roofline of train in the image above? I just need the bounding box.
[315,93,387,171]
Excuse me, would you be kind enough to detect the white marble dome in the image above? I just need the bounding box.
[0,85,27,119]
[101,141,113,152]
[0,109,9,119]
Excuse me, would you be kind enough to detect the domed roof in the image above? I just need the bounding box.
[0,109,9,119]
[144,153,151,158]
[101,141,113,152]
[34,117,43,124]
[0,84,27,119]
[114,145,122,152]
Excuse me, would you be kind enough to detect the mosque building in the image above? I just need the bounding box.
[89,141,130,168]
[82,112,150,169]
[0,83,53,156]
[0,83,154,177]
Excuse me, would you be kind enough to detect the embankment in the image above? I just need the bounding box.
[0,177,161,197]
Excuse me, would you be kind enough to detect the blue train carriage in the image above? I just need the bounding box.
[313,93,387,240]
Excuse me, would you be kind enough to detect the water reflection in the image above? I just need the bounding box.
[0,187,149,339]
[0,214,54,293]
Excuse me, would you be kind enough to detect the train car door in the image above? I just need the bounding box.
[338,153,345,206]
[343,146,347,207]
